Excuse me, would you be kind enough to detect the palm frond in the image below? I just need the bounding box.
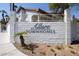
[15,32,27,37]
[0,10,7,14]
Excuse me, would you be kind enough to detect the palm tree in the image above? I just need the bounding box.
[0,10,7,24]
[0,10,7,32]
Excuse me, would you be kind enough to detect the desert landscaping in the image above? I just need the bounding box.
[14,43,79,56]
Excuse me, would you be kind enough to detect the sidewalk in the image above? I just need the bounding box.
[0,32,26,56]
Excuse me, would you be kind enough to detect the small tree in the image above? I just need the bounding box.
[15,32,27,47]
[48,3,70,14]
[15,32,38,54]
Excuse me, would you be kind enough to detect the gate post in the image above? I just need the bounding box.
[9,11,16,43]
[64,9,72,45]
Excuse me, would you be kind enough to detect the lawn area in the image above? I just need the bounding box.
[14,43,79,56]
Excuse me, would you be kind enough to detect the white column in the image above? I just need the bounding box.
[64,9,71,45]
[0,23,1,32]
[38,14,40,22]
[9,11,16,43]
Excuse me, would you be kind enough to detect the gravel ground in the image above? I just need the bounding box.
[14,43,79,56]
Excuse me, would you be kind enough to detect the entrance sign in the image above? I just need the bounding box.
[26,23,55,33]
[9,9,72,44]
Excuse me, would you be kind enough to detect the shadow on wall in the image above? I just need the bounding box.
[71,40,79,45]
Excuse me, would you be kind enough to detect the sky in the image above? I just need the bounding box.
[16,3,49,11]
[0,3,79,19]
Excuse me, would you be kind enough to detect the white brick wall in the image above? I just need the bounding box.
[15,22,66,44]
[73,23,79,41]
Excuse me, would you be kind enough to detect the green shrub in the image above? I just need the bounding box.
[15,31,27,37]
